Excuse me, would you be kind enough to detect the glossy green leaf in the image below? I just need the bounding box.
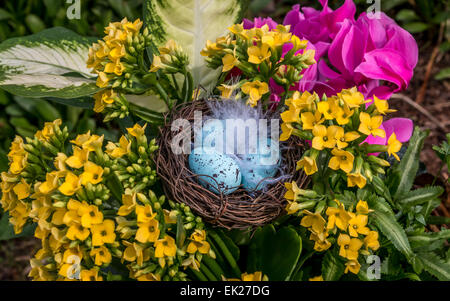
[397,186,444,208]
[247,225,302,281]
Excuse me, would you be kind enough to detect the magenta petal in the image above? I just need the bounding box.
[243,19,254,29]
[355,49,413,91]
[383,118,414,143]
[283,5,304,27]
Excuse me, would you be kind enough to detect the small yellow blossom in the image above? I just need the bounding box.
[387,133,402,161]
[328,148,354,174]
[91,220,116,246]
[90,246,112,266]
[187,230,210,254]
[347,172,367,189]
[155,235,177,258]
[374,96,396,115]
[364,231,380,251]
[222,54,238,72]
[344,260,361,274]
[59,172,81,196]
[312,125,338,150]
[247,44,271,64]
[337,234,363,260]
[358,113,385,138]
[301,111,324,130]
[348,214,370,237]
[296,156,318,175]
[300,210,326,234]
[241,80,269,107]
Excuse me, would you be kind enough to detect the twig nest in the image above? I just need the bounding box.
[155,98,309,229]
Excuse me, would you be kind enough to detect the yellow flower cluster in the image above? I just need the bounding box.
[300,200,380,275]
[149,39,189,74]
[223,271,268,281]
[0,120,210,281]
[201,23,315,107]
[87,18,150,89]
[281,87,402,189]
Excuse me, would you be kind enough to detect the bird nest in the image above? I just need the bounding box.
[155,98,309,229]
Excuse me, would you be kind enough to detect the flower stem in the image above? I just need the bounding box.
[209,231,241,278]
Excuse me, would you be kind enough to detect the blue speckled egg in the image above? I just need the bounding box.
[240,139,280,191]
[188,147,241,195]
[195,119,225,151]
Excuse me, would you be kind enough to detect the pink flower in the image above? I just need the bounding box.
[364,118,414,155]
[282,1,418,100]
[243,17,278,30]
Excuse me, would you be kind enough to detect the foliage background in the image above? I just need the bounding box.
[0,0,448,280]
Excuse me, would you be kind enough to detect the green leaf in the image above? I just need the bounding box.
[409,229,450,251]
[417,252,450,280]
[144,0,248,88]
[435,67,450,80]
[427,216,450,225]
[215,229,240,261]
[322,251,345,281]
[371,209,415,263]
[396,9,419,22]
[390,127,428,199]
[175,214,186,247]
[247,225,302,281]
[403,22,429,33]
[397,186,444,208]
[0,27,100,99]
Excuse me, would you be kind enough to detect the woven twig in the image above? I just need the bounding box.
[155,99,309,229]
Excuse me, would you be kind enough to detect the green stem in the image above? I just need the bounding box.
[431,163,444,186]
[154,82,170,108]
[189,267,208,281]
[202,255,226,280]
[199,261,218,281]
[209,231,241,278]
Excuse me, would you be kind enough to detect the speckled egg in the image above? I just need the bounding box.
[195,119,225,151]
[240,138,280,191]
[188,147,241,195]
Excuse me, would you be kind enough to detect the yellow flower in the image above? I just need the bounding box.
[335,105,355,125]
[66,146,90,169]
[334,127,360,149]
[70,132,104,151]
[374,96,396,115]
[309,275,323,281]
[104,60,125,76]
[326,201,352,231]
[34,119,62,143]
[312,125,338,150]
[118,192,137,216]
[123,241,150,266]
[228,24,245,35]
[285,201,302,215]
[106,136,131,159]
[284,181,303,201]
[155,235,177,258]
[90,246,112,266]
[136,204,157,224]
[310,231,332,252]
[296,156,318,175]
[80,205,104,228]
[348,214,370,237]
[91,220,116,246]
[135,219,160,243]
[301,111,324,130]
[356,200,370,215]
[347,172,367,189]
[338,87,365,108]
[328,148,354,174]
[387,133,402,161]
[317,98,338,120]
[149,55,163,72]
[54,153,68,171]
[80,162,103,185]
[241,272,266,281]
[287,91,315,111]
[337,234,363,260]
[358,112,385,138]
[9,154,27,174]
[241,80,269,107]
[300,210,326,234]
[281,108,301,126]
[217,84,236,99]
[81,269,103,281]
[66,223,90,241]
[247,44,271,64]
[280,122,294,142]
[364,231,380,251]
[344,260,361,274]
[13,180,31,200]
[137,273,161,281]
[222,54,238,72]
[127,123,147,138]
[159,39,180,55]
[96,72,109,88]
[93,89,116,113]
[187,230,210,254]
[59,172,81,196]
